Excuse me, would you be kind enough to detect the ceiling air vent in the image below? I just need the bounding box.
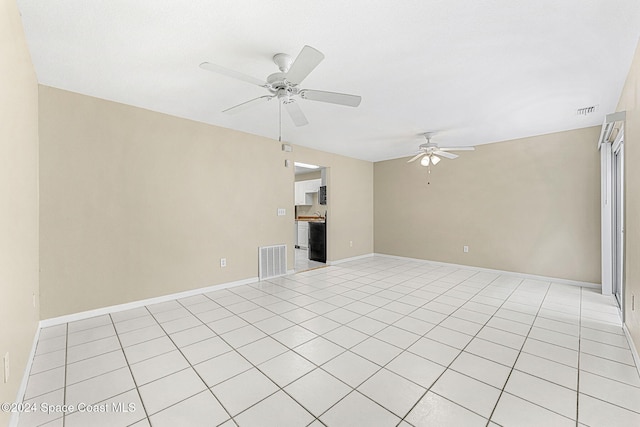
[577,105,599,116]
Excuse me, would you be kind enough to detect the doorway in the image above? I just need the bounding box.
[293,162,328,272]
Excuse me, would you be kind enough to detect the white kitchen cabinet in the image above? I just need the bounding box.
[294,181,306,205]
[295,179,321,206]
[297,221,309,249]
[305,178,321,194]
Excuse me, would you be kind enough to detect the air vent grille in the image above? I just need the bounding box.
[259,245,287,280]
[577,105,599,116]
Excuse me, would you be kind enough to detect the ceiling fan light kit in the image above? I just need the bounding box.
[200,45,362,130]
[407,133,474,168]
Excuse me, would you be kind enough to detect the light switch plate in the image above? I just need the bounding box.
[277,208,286,216]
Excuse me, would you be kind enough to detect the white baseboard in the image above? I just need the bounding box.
[9,325,40,427]
[327,253,374,266]
[623,324,640,379]
[39,276,259,328]
[373,253,601,289]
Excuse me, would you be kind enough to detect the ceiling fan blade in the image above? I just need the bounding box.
[407,152,426,163]
[200,62,267,87]
[285,45,325,85]
[438,146,475,151]
[283,101,309,127]
[223,95,274,114]
[434,150,458,159]
[300,89,362,107]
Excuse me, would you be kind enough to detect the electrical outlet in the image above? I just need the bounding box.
[349,240,353,248]
[220,258,227,268]
[463,245,469,253]
[3,352,9,383]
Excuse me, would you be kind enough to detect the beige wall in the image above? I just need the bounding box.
[38,86,374,319]
[0,0,40,423]
[295,171,321,182]
[374,127,601,284]
[618,39,640,355]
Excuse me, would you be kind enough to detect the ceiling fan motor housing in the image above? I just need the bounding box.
[267,72,287,87]
[273,53,293,73]
[419,142,438,151]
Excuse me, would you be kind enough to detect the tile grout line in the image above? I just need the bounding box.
[106,313,150,426]
[312,267,567,424]
[196,264,494,424]
[485,281,583,424]
[573,295,640,416]
[483,280,551,425]
[395,273,524,426]
[192,273,640,422]
[153,293,344,426]
[576,286,582,427]
[62,323,68,427]
[141,305,236,424]
[187,288,366,426]
[278,269,510,425]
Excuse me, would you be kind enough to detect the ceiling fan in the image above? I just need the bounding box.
[200,45,362,127]
[407,133,475,166]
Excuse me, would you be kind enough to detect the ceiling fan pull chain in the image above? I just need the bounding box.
[278,99,282,142]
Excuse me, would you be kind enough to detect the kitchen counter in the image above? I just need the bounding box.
[296,216,325,222]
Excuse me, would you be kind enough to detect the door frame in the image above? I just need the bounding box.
[599,121,625,317]
[598,111,625,298]
[612,133,624,315]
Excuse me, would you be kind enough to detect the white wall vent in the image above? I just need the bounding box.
[577,105,599,116]
[259,245,287,280]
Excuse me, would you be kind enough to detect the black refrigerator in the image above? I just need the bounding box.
[308,221,326,263]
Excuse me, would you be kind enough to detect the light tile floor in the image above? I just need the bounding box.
[294,248,325,272]
[16,256,640,426]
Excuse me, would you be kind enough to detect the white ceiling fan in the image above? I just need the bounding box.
[407,133,475,166]
[200,45,362,127]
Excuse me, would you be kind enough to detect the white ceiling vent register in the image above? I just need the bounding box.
[577,105,599,116]
[259,245,287,280]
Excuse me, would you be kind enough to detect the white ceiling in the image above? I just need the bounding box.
[17,0,640,162]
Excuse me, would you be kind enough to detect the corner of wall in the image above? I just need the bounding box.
[0,0,41,425]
